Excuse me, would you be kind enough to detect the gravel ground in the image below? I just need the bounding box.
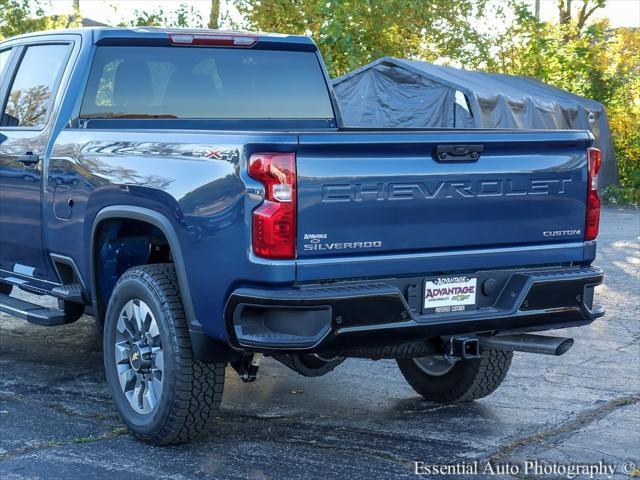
[0,206,638,480]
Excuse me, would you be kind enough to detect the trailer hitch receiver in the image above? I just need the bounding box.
[445,336,480,360]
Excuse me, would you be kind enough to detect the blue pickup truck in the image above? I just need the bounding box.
[0,28,604,445]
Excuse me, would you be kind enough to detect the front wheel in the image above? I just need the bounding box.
[103,264,225,445]
[396,347,513,403]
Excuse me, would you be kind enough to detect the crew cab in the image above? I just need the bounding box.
[0,28,604,445]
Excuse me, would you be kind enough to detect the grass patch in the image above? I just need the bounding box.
[71,426,128,445]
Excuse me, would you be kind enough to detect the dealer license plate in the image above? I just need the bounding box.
[423,276,478,313]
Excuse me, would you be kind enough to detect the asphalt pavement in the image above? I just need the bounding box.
[1,206,638,479]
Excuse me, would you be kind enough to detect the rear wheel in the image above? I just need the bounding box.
[397,347,513,403]
[103,264,225,445]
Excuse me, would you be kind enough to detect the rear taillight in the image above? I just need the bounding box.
[585,147,601,241]
[249,153,296,259]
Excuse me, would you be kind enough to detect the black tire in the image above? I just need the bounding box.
[103,263,225,445]
[397,347,513,403]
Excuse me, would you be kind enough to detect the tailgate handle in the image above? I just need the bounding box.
[435,144,483,162]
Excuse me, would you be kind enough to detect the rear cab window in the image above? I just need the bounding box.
[1,44,71,128]
[79,46,336,125]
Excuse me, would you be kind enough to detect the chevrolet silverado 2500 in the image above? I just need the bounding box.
[0,28,604,445]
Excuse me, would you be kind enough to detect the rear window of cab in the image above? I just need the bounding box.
[80,46,335,121]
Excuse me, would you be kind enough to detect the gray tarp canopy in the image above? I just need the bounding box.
[332,57,618,188]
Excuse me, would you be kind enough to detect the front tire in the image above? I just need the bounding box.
[103,264,225,445]
[397,347,513,403]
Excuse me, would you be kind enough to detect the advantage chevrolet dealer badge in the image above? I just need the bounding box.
[423,276,478,313]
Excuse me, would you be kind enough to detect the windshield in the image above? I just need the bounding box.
[80,46,335,121]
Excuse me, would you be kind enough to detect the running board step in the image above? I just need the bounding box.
[51,283,84,303]
[0,293,68,326]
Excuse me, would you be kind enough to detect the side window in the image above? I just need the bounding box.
[0,49,11,79]
[2,44,70,128]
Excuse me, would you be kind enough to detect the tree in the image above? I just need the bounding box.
[1,0,82,40]
[234,0,489,77]
[129,4,204,28]
[557,0,606,31]
[1,0,40,39]
[72,0,81,22]
[5,85,51,126]
[602,28,640,203]
[478,0,611,100]
[484,0,638,202]
[209,0,220,29]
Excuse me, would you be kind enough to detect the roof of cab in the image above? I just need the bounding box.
[0,27,316,50]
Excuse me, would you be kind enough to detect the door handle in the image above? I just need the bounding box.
[13,153,40,165]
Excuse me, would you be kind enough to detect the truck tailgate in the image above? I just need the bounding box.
[296,130,591,263]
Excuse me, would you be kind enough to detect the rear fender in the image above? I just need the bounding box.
[90,205,236,362]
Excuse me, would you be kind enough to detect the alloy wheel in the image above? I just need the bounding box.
[412,355,456,376]
[114,299,164,414]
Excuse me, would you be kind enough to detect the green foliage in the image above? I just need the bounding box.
[491,5,640,205]
[478,2,640,204]
[480,1,612,102]
[128,4,204,28]
[603,29,640,205]
[603,184,639,205]
[0,0,82,40]
[0,0,38,39]
[234,0,489,77]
